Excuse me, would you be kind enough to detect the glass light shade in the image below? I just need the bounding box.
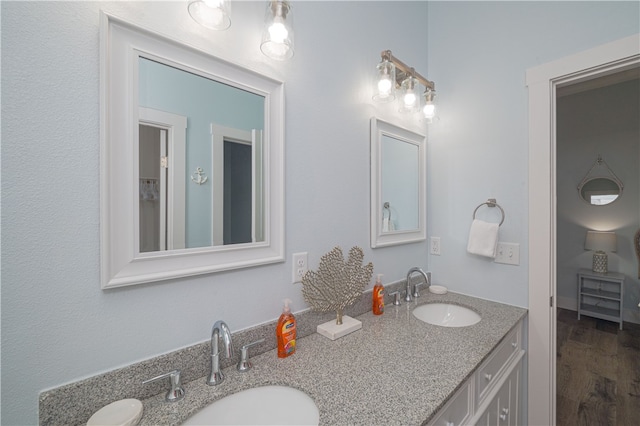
[188,0,231,31]
[585,231,617,253]
[422,88,436,121]
[373,59,396,103]
[260,1,294,60]
[399,76,420,113]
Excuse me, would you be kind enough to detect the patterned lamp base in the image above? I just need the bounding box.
[592,251,608,273]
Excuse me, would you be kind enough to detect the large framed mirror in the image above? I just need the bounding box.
[370,118,426,248]
[100,12,284,288]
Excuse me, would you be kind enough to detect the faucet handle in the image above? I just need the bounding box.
[388,291,402,306]
[237,338,265,372]
[413,282,427,298]
[143,369,185,402]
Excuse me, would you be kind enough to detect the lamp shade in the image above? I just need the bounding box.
[585,231,617,253]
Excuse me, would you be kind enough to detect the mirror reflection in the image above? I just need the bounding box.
[579,177,622,206]
[381,134,419,232]
[138,57,265,252]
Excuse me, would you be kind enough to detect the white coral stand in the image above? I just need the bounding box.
[317,316,362,340]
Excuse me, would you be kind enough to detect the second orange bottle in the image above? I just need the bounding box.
[372,274,385,315]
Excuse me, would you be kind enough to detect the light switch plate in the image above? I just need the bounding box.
[495,242,520,265]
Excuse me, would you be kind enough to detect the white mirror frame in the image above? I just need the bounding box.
[100,12,284,289]
[370,118,426,248]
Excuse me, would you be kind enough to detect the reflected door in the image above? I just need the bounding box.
[138,107,187,252]
[139,124,168,252]
[224,140,252,244]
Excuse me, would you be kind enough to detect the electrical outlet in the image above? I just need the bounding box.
[495,242,520,265]
[430,237,441,255]
[292,252,308,283]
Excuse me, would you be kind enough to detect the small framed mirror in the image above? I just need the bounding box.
[370,118,426,248]
[577,155,623,206]
[100,12,284,288]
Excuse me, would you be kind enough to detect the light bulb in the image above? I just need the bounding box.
[268,20,288,44]
[377,77,392,98]
[404,92,417,107]
[423,103,435,118]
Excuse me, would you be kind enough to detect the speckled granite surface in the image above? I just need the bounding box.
[40,287,527,425]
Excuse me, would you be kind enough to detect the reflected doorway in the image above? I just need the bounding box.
[139,124,168,252]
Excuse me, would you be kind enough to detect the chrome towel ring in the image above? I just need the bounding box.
[473,198,505,226]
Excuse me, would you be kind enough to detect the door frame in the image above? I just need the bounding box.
[139,107,187,250]
[526,34,639,426]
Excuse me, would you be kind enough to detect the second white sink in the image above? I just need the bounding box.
[182,385,319,425]
[413,303,481,327]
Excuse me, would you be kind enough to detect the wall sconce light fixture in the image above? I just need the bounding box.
[260,1,294,60]
[585,230,617,273]
[188,0,232,31]
[373,50,437,120]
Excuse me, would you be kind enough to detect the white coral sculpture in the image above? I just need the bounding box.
[301,246,374,325]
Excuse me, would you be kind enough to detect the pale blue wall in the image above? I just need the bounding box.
[426,1,639,306]
[139,58,264,247]
[2,1,639,424]
[1,2,429,423]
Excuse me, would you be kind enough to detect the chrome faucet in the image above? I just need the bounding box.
[405,267,431,302]
[207,320,234,386]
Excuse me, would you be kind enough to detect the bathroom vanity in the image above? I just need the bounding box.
[136,292,527,425]
[39,288,526,425]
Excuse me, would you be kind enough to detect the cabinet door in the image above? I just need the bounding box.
[428,380,473,426]
[495,376,511,426]
[506,362,520,426]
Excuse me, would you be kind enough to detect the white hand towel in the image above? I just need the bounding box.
[467,219,499,258]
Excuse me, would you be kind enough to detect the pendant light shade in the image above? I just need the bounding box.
[399,75,420,113]
[260,1,294,60]
[422,88,436,121]
[188,0,231,31]
[373,58,396,102]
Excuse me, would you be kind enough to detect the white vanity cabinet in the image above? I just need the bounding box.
[428,319,525,426]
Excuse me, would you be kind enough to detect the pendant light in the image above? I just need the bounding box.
[260,1,294,60]
[188,0,232,31]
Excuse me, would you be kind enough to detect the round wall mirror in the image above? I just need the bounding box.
[578,176,622,206]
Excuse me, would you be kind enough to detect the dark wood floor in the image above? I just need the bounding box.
[556,308,640,426]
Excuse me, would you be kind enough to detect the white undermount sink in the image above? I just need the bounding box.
[412,303,481,327]
[182,385,319,425]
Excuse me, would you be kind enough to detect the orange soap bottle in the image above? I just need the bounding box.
[276,299,297,358]
[372,274,385,315]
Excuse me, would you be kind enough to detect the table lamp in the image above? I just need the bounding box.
[585,230,617,273]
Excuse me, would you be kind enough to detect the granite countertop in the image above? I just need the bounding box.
[139,291,527,425]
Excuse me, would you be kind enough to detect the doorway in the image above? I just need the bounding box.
[527,34,640,425]
[555,71,640,424]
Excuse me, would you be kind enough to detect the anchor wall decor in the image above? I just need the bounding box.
[190,167,208,185]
